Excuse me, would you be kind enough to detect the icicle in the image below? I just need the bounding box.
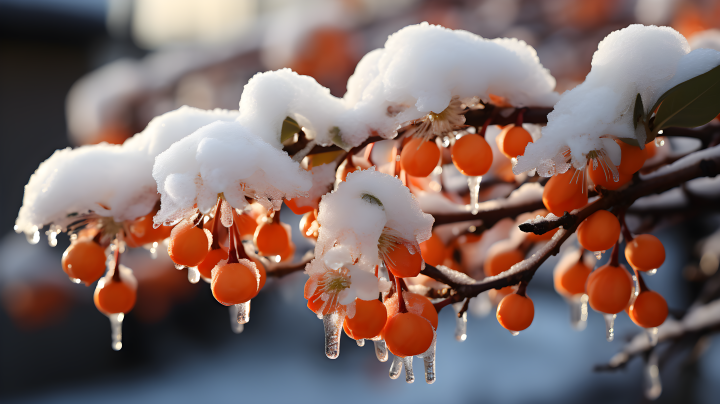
[187,267,200,284]
[175,263,185,270]
[47,231,58,247]
[389,355,403,379]
[644,351,662,400]
[323,312,341,359]
[452,302,467,341]
[646,268,657,276]
[567,294,589,331]
[228,305,244,334]
[422,337,436,384]
[466,176,482,215]
[374,339,389,362]
[594,250,604,260]
[27,227,40,245]
[109,313,124,351]
[236,301,250,324]
[510,331,520,336]
[149,242,158,259]
[220,199,234,227]
[646,327,659,347]
[402,356,415,383]
[604,313,616,342]
[356,339,365,347]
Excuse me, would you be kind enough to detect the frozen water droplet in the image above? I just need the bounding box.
[389,355,403,379]
[568,294,589,331]
[646,327,659,347]
[452,302,467,341]
[13,225,19,233]
[402,356,415,383]
[236,301,250,324]
[109,313,124,351]
[510,331,520,336]
[655,137,664,147]
[466,176,482,215]
[374,339,389,362]
[441,137,450,148]
[422,338,436,384]
[356,339,365,347]
[644,351,662,400]
[27,229,40,245]
[604,313,616,342]
[323,312,341,359]
[187,267,200,284]
[47,231,58,247]
[228,305,244,334]
[594,250,604,260]
[175,263,185,270]
[69,277,82,284]
[274,255,281,263]
[647,268,657,276]
[149,242,158,259]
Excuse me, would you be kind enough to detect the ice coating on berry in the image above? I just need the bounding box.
[153,120,313,226]
[515,24,720,176]
[15,106,239,236]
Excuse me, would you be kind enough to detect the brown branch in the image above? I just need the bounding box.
[266,257,313,278]
[431,198,546,228]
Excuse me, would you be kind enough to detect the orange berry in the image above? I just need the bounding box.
[577,210,620,252]
[625,234,665,272]
[586,264,633,314]
[168,222,210,267]
[384,292,439,330]
[542,168,588,216]
[126,212,173,247]
[280,241,296,262]
[644,141,658,159]
[235,212,259,239]
[616,140,647,175]
[211,262,259,306]
[94,279,136,314]
[629,291,668,328]
[383,312,434,357]
[587,162,632,190]
[420,233,447,267]
[254,258,267,290]
[400,138,440,177]
[554,261,592,296]
[304,276,331,315]
[384,244,423,278]
[62,239,107,285]
[496,293,534,332]
[285,197,317,215]
[451,134,493,176]
[300,210,319,240]
[343,299,387,340]
[485,249,525,294]
[198,248,228,279]
[254,221,290,256]
[496,125,533,159]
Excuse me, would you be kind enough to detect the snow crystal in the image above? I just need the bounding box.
[15,106,238,236]
[515,25,720,176]
[153,120,313,226]
[434,265,477,286]
[336,22,559,146]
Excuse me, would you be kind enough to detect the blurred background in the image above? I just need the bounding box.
[1,0,719,403]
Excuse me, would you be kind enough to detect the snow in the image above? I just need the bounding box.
[515,25,720,176]
[153,120,313,226]
[15,106,239,237]
[642,144,720,180]
[338,23,559,147]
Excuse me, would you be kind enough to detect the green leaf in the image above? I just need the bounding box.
[281,116,301,144]
[633,93,644,130]
[329,127,351,151]
[652,64,720,131]
[361,193,384,209]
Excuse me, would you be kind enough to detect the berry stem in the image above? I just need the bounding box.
[618,209,634,242]
[229,224,250,261]
[634,268,649,293]
[227,225,239,265]
[610,241,620,267]
[516,280,528,297]
[395,276,407,314]
[112,235,122,282]
[386,269,396,300]
[577,248,586,264]
[515,107,528,127]
[194,212,204,229]
[478,118,491,139]
[457,298,470,319]
[211,198,223,250]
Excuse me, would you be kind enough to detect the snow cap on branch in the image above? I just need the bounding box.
[515,24,720,176]
[337,22,559,146]
[153,120,312,226]
[15,106,239,236]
